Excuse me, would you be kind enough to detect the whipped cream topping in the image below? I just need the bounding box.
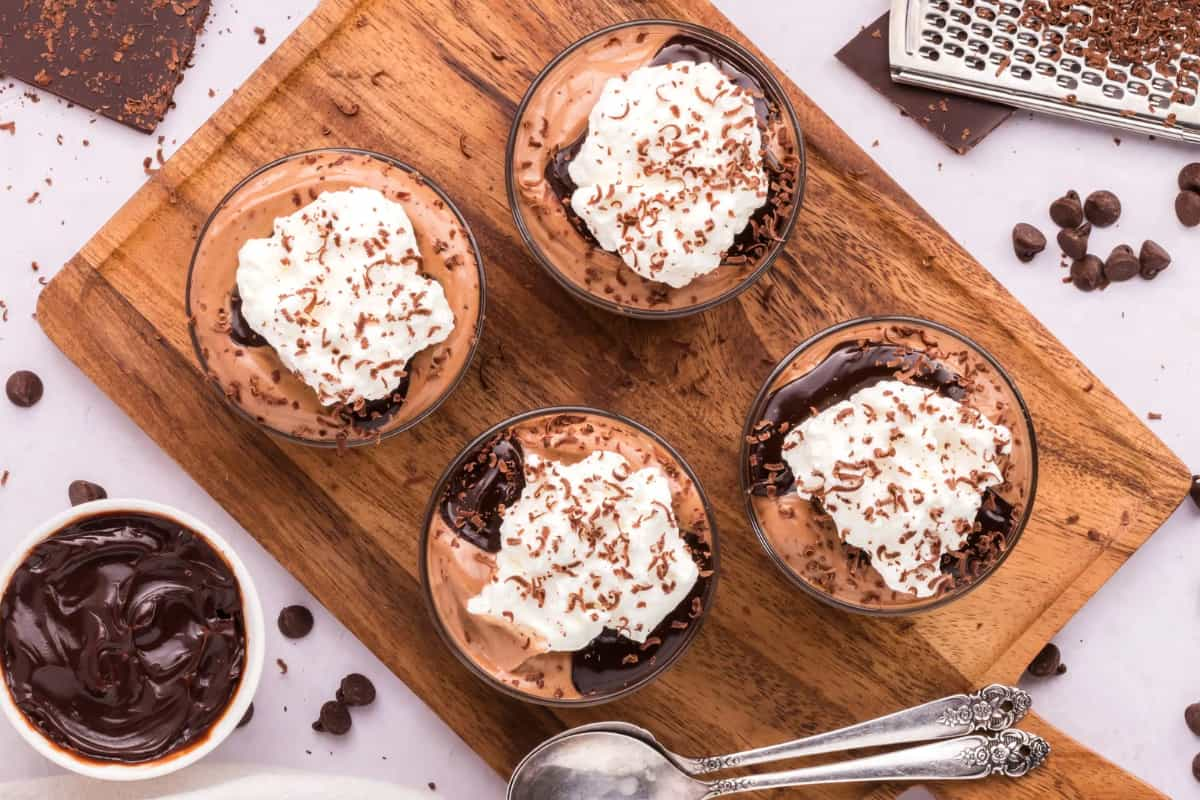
[236,187,455,407]
[567,61,768,289]
[781,380,1012,598]
[467,451,699,653]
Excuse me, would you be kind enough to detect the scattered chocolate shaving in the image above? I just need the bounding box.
[1027,643,1065,677]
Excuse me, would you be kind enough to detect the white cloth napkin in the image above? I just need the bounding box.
[0,764,429,799]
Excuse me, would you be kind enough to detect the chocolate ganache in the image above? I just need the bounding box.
[0,512,246,763]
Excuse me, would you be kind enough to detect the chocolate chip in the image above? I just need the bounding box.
[68,480,108,506]
[1194,752,1200,783]
[1178,190,1200,227]
[1191,475,1200,510]
[1056,223,1091,260]
[1049,190,1084,228]
[237,702,254,728]
[1084,190,1121,227]
[1070,255,1105,291]
[1185,704,1200,737]
[6,370,43,407]
[1103,244,1140,282]
[1139,240,1171,279]
[312,700,352,735]
[1027,643,1063,677]
[337,673,376,707]
[1012,223,1047,262]
[277,605,314,639]
[1180,163,1200,193]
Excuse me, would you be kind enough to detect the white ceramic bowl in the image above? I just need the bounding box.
[0,499,265,781]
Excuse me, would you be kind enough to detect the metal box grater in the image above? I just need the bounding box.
[889,0,1200,144]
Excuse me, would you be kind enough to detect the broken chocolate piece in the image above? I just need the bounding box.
[0,1,212,133]
[68,480,108,506]
[836,13,1013,154]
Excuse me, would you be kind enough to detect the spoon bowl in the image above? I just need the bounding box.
[508,731,704,800]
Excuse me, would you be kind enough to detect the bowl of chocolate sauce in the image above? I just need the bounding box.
[0,500,264,780]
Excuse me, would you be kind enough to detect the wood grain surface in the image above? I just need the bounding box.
[36,1,1189,796]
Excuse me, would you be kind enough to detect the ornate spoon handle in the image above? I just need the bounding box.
[703,729,1050,797]
[686,684,1031,775]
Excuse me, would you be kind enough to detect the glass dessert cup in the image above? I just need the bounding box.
[421,406,720,706]
[186,148,486,448]
[0,499,264,781]
[506,19,806,319]
[740,317,1038,616]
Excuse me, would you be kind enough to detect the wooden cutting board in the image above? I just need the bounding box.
[36,0,1188,796]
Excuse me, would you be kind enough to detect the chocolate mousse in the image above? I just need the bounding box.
[424,410,717,702]
[509,21,804,315]
[188,149,484,446]
[744,320,1036,612]
[0,511,246,763]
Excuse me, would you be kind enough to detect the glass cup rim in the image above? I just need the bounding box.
[504,18,808,320]
[419,404,721,706]
[738,315,1040,617]
[184,146,488,448]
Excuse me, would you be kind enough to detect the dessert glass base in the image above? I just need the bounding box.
[507,19,806,319]
[741,317,1037,616]
[187,148,486,447]
[421,406,719,706]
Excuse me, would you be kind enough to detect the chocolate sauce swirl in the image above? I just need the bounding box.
[572,533,713,697]
[439,433,526,553]
[0,512,246,764]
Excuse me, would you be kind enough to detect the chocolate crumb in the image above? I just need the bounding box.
[253,26,266,45]
[277,658,289,675]
[1148,412,1162,421]
[334,99,360,116]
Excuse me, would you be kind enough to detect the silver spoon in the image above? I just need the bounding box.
[532,684,1031,777]
[507,727,1050,799]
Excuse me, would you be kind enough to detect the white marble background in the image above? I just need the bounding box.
[1,1,1197,796]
